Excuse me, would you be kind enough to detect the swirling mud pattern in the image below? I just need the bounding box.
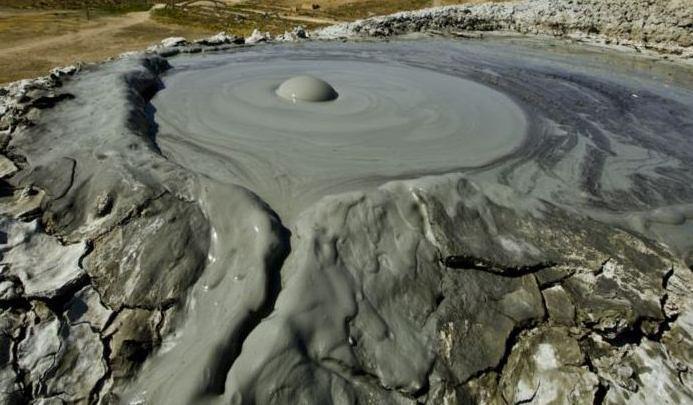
[153,47,529,219]
[154,40,693,232]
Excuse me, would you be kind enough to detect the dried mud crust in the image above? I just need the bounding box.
[0,62,212,404]
[316,0,692,58]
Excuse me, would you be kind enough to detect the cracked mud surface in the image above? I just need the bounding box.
[1,1,693,404]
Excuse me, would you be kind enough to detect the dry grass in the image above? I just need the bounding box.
[303,0,505,20]
[151,5,322,36]
[0,0,505,85]
[317,0,434,20]
[149,0,496,35]
[0,0,152,12]
[0,8,214,84]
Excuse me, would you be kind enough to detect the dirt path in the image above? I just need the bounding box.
[0,11,150,58]
[0,9,214,84]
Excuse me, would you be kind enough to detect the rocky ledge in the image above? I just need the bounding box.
[316,0,693,58]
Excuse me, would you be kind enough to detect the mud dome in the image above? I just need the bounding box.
[1,34,693,405]
[276,75,339,102]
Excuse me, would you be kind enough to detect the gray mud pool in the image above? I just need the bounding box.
[153,39,693,244]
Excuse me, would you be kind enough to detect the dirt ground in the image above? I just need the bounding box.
[151,0,498,38]
[0,7,214,84]
[0,0,498,85]
[269,0,487,9]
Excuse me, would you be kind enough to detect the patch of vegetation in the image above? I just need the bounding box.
[0,9,87,44]
[0,0,153,14]
[235,0,486,22]
[311,0,433,20]
[151,4,322,36]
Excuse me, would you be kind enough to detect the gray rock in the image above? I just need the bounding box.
[315,0,693,58]
[276,26,309,42]
[41,323,107,403]
[49,65,78,79]
[535,265,575,288]
[32,398,66,405]
[0,279,21,301]
[424,179,671,343]
[0,155,17,178]
[0,363,23,405]
[543,285,576,326]
[246,29,271,44]
[104,308,162,382]
[84,194,209,309]
[563,254,669,340]
[17,304,63,391]
[160,37,187,48]
[13,303,106,403]
[194,32,243,46]
[437,270,545,383]
[0,307,24,337]
[460,372,501,405]
[604,339,693,404]
[583,332,640,392]
[0,308,25,405]
[65,286,113,331]
[0,218,86,299]
[0,186,43,220]
[499,327,600,404]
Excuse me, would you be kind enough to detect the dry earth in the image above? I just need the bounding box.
[0,0,499,84]
[0,7,213,84]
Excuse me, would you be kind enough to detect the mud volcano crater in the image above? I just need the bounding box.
[152,45,528,219]
[2,35,693,405]
[152,41,693,226]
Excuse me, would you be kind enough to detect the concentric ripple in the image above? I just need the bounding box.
[153,56,526,217]
[153,39,693,236]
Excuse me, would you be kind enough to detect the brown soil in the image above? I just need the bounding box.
[0,8,214,84]
[0,0,502,85]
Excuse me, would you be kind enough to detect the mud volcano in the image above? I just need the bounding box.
[1,24,693,405]
[147,40,693,404]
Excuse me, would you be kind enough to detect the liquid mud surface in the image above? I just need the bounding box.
[152,44,527,220]
[154,38,693,238]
